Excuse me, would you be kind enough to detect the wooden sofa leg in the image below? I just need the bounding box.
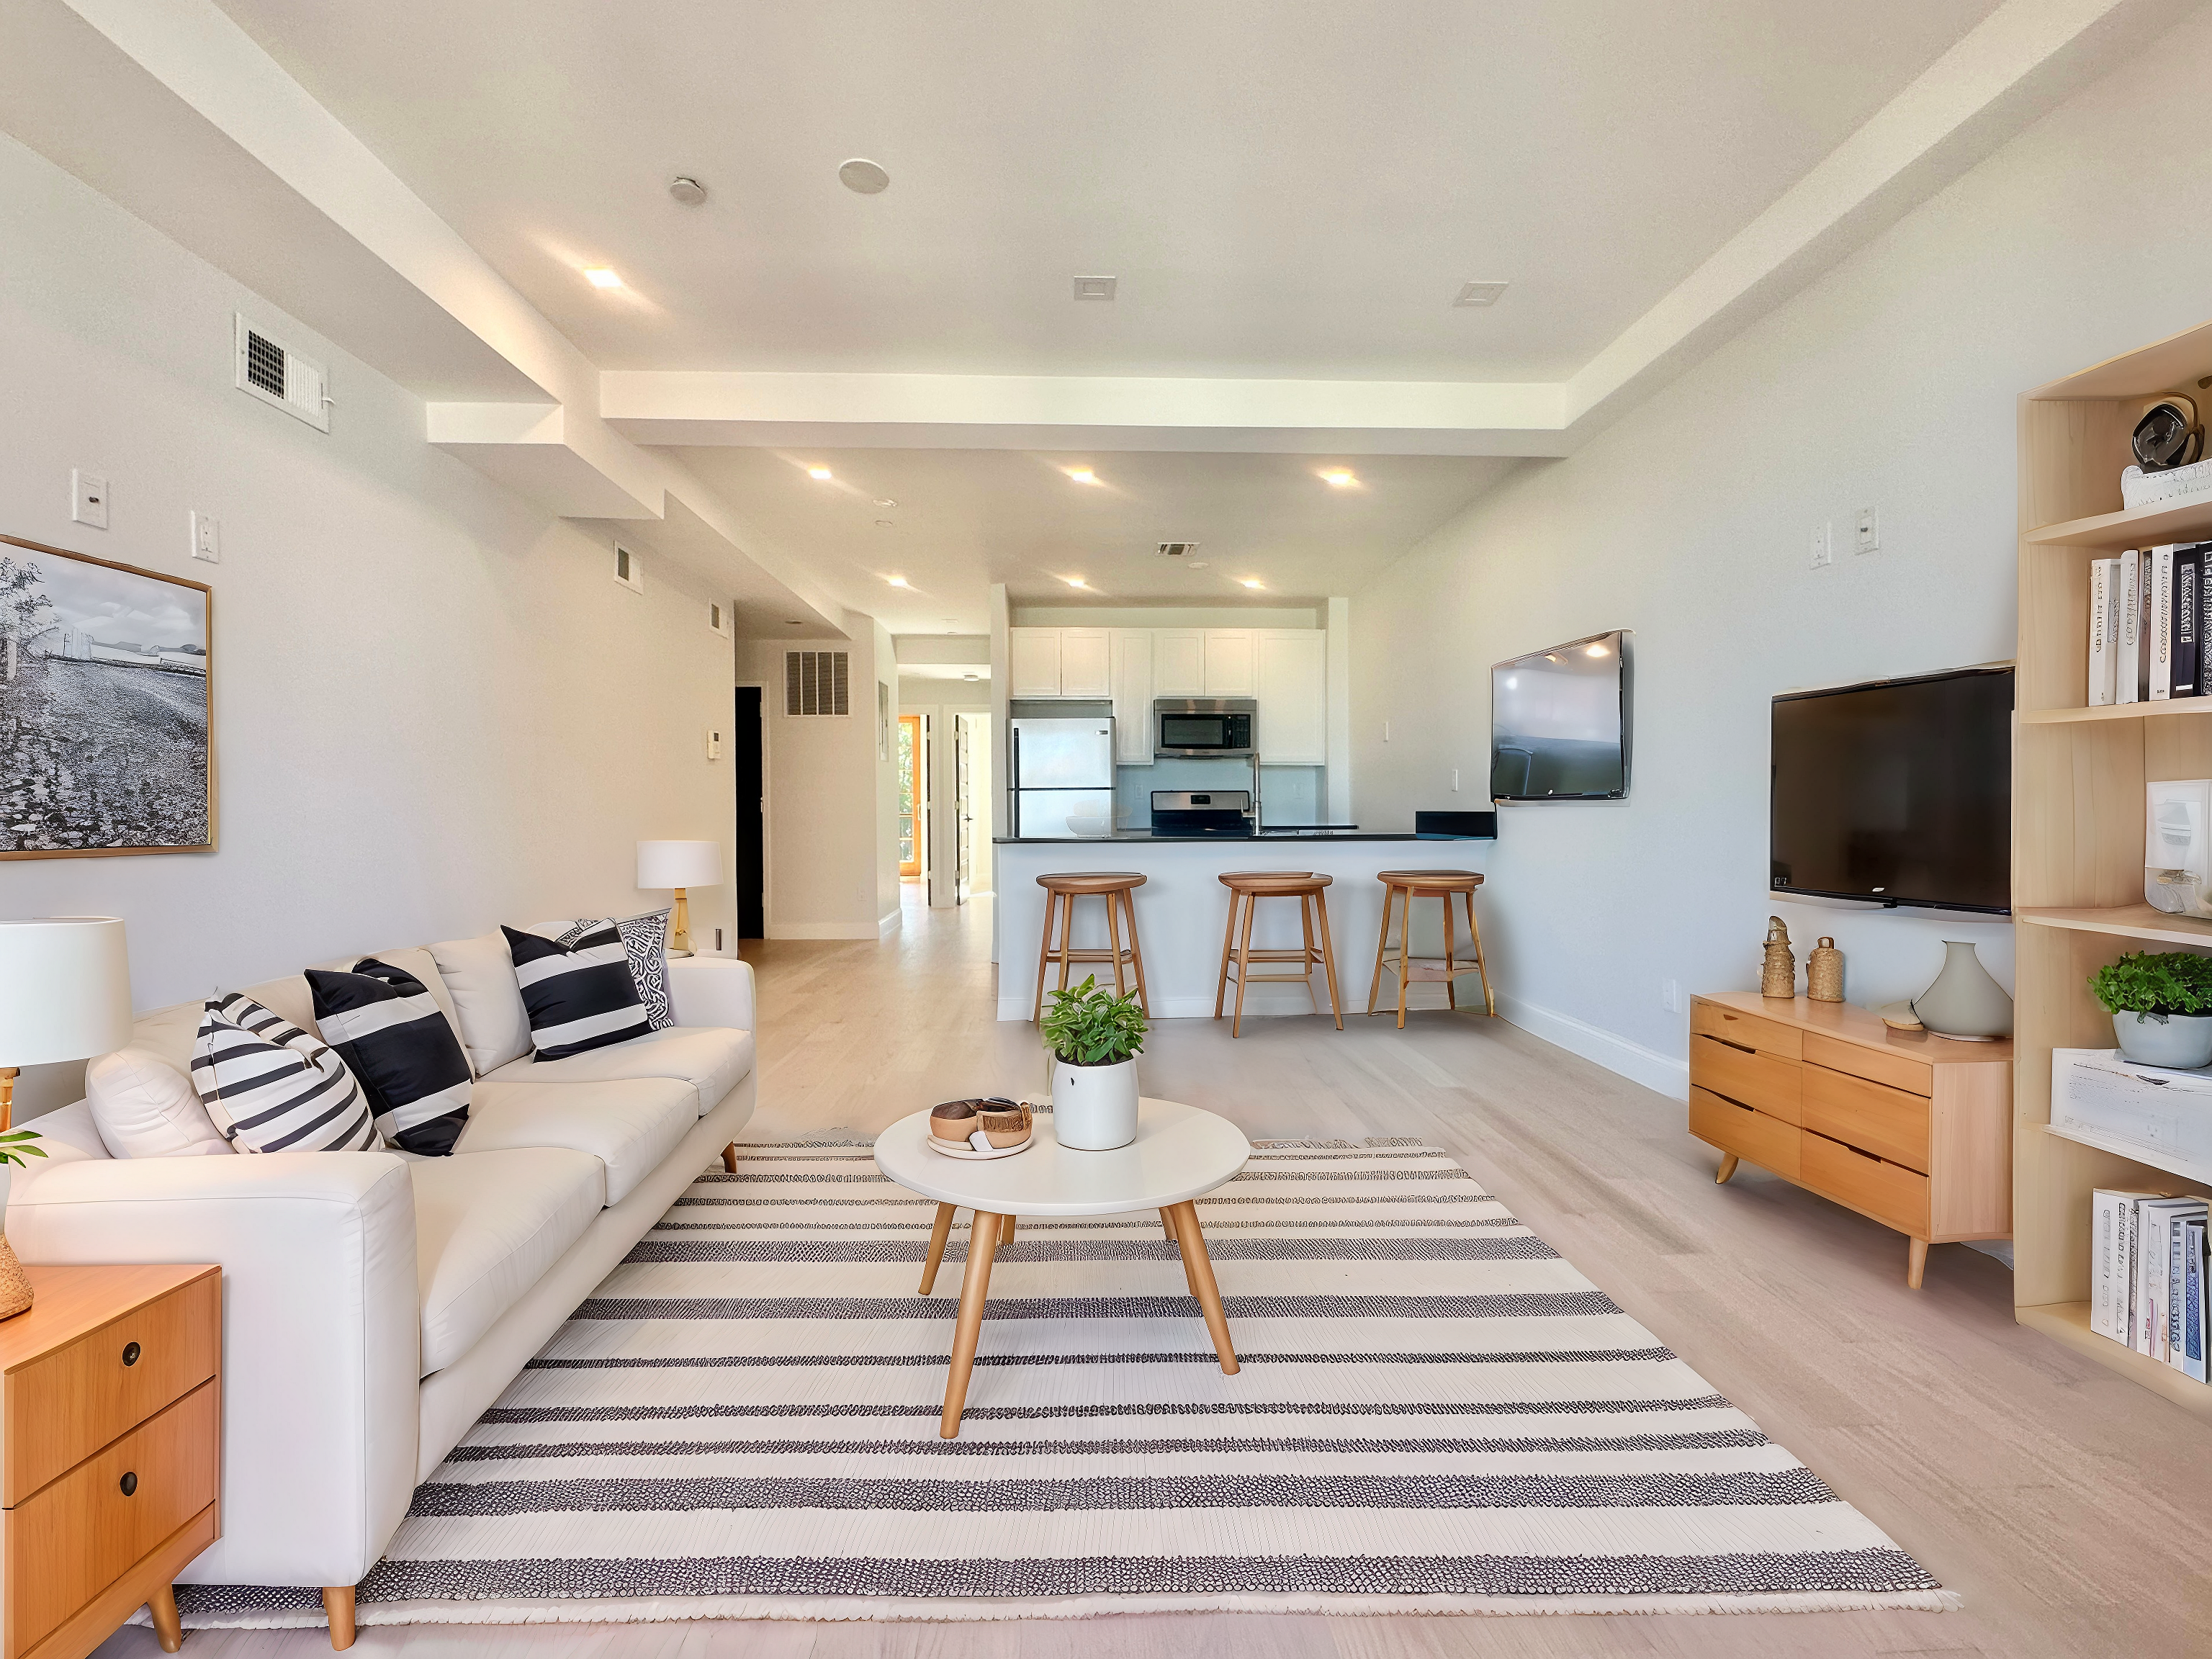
[721,1142,739,1174]
[323,1586,356,1650]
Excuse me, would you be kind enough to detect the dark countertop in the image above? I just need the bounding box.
[994,830,1479,844]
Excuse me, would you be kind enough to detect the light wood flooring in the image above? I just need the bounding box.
[97,891,2212,1659]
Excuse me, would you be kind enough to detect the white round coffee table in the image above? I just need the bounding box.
[873,1097,1250,1437]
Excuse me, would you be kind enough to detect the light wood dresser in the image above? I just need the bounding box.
[0,1264,220,1659]
[1687,994,2012,1287]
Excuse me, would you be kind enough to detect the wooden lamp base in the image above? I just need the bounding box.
[670,886,694,957]
[0,1066,32,1319]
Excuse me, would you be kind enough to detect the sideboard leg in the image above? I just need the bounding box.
[1714,1154,1739,1184]
[148,1586,184,1653]
[1907,1236,1928,1290]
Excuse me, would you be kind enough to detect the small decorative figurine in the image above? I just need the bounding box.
[1761,917,1797,999]
[1807,936,1844,1002]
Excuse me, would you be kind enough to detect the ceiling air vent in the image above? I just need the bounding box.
[784,649,851,717]
[1156,541,1201,559]
[234,313,330,431]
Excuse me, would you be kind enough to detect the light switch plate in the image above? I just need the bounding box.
[190,511,220,562]
[1809,521,1832,568]
[706,728,724,760]
[1854,505,1880,554]
[72,469,109,529]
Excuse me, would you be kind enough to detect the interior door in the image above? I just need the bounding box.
[733,685,765,939]
[899,713,922,878]
[954,715,973,904]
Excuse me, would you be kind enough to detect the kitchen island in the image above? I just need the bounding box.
[993,832,1492,1020]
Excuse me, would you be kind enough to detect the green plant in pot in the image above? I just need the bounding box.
[2088,950,2212,1068]
[1040,975,1147,1150]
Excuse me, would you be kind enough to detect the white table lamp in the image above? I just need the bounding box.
[637,840,722,957]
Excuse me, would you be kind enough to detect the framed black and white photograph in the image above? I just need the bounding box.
[0,533,215,858]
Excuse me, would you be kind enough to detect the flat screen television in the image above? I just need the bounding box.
[1770,665,2013,914]
[1491,629,1632,800]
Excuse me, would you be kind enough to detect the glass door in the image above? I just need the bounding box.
[898,713,922,878]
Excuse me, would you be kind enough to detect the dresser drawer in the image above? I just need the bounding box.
[1689,1087,1799,1179]
[1800,1128,1930,1238]
[5,1270,219,1505]
[1802,1063,1932,1174]
[1689,1035,1802,1123]
[1802,1032,1932,1097]
[1691,1002,1802,1061]
[4,1380,218,1658]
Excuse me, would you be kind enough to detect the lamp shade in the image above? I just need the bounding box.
[0,917,133,1066]
[637,840,721,891]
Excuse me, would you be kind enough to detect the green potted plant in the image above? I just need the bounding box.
[1040,974,1147,1149]
[2087,950,2212,1067]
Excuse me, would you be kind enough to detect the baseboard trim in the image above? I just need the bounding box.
[768,922,880,940]
[999,990,1368,1022]
[1496,992,1689,1100]
[878,909,902,941]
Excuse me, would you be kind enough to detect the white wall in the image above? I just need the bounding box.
[1351,14,2212,1098]
[0,133,736,1109]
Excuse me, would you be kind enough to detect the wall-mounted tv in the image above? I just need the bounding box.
[1491,629,1632,800]
[1770,665,2013,914]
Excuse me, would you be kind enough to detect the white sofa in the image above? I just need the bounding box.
[6,938,757,1642]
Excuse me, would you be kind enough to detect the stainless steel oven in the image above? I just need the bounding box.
[1154,698,1256,756]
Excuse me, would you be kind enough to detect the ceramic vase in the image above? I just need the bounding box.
[1760,917,1797,999]
[1911,941,2013,1040]
[1807,937,1844,1002]
[2113,1010,2212,1069]
[1051,1057,1139,1150]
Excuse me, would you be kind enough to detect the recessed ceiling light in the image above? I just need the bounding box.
[1240,579,1264,590]
[1453,280,1508,307]
[668,176,707,206]
[785,619,803,626]
[839,158,890,194]
[1187,561,1208,570]
[583,267,624,289]
[875,519,895,528]
[1319,468,1357,487]
[1064,577,1088,588]
[1072,276,1117,301]
[1064,467,1100,485]
[1585,642,1610,657]
[886,575,909,588]
[963,673,981,682]
[807,466,834,480]
[873,498,896,508]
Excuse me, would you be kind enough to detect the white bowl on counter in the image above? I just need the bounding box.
[1066,814,1112,837]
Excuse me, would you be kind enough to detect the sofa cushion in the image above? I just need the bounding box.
[86,1048,232,1159]
[410,1148,604,1375]
[307,961,473,1156]
[192,994,379,1154]
[428,931,534,1077]
[485,1027,755,1118]
[503,925,654,1061]
[539,911,674,1030]
[457,1076,696,1205]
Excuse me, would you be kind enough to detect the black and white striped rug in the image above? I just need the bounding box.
[176,1136,1950,1627]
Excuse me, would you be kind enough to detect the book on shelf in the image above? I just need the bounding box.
[2116,549,2141,704]
[2151,545,2176,700]
[2184,1218,2208,1383]
[2176,546,2203,699]
[2089,557,2116,705]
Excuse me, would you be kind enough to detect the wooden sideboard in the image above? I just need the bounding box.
[1687,993,2012,1287]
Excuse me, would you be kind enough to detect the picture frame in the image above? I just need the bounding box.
[0,533,215,859]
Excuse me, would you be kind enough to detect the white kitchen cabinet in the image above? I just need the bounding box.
[1109,630,1154,765]
[1009,628,1063,698]
[1059,628,1111,698]
[1154,630,1205,696]
[1203,630,1256,696]
[1256,629,1327,765]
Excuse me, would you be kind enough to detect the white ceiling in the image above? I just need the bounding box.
[675,449,1516,631]
[212,0,2000,382]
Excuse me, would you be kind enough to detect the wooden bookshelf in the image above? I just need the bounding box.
[2015,318,2212,1408]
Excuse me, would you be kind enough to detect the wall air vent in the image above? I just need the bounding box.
[1156,541,1201,559]
[234,313,330,431]
[784,649,851,716]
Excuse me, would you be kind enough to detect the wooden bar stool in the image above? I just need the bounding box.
[1367,869,1495,1028]
[1213,872,1344,1038]
[1032,872,1150,1020]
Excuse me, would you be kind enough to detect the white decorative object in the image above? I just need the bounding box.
[1051,1057,1141,1150]
[2144,779,2212,917]
[1910,941,2013,1041]
[638,840,722,957]
[2122,457,2212,510]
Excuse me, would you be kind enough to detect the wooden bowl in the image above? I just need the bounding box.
[928,1101,979,1143]
[928,1098,1033,1148]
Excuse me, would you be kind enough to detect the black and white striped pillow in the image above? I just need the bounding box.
[554,909,673,1030]
[306,959,473,1155]
[191,993,380,1154]
[502,925,653,1061]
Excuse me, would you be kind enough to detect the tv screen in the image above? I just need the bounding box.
[1491,630,1631,800]
[1770,665,2013,914]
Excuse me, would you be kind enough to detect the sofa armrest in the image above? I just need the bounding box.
[667,954,756,1032]
[6,1154,419,1589]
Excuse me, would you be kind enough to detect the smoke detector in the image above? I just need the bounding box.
[668,176,708,205]
[839,158,890,194]
[1155,541,1200,559]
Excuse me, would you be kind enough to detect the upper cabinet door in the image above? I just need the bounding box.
[1203,630,1257,697]
[1109,630,1154,765]
[1256,630,1327,765]
[1059,628,1111,698]
[1008,627,1062,698]
[1154,630,1205,696]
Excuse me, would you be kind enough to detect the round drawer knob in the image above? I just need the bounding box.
[120,1471,138,1497]
[122,1341,142,1367]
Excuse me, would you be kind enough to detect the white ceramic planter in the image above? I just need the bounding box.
[1051,1057,1139,1150]
[2113,1010,2212,1069]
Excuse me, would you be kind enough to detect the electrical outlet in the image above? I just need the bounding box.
[1854,505,1879,554]
[1452,768,1460,792]
[72,469,109,529]
[189,511,220,562]
[705,727,724,760]
[1808,521,1832,568]
[715,927,724,952]
[1661,978,1681,1014]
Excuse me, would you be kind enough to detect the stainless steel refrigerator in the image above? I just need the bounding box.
[1010,716,1115,837]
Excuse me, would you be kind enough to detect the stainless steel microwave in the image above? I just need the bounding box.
[1154,698,1257,756]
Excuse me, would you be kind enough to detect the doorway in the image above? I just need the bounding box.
[733,685,765,938]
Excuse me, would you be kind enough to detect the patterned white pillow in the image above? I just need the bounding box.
[190,993,381,1154]
[554,909,673,1030]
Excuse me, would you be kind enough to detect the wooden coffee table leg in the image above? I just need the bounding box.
[999,1212,1016,1245]
[941,1210,1002,1437]
[920,1202,956,1294]
[1167,1200,1238,1374]
[1161,1206,1178,1241]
